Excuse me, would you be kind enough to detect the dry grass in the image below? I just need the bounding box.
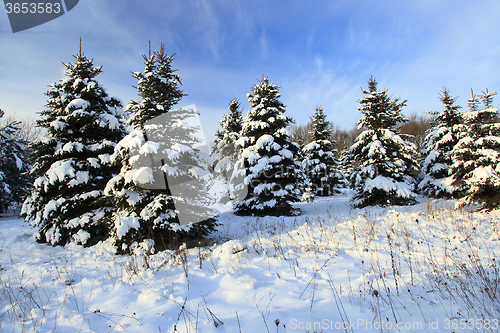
[1,199,499,332]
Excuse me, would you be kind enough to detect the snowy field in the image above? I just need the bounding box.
[1,192,500,333]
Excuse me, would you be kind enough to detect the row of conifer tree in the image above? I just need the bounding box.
[0,43,498,253]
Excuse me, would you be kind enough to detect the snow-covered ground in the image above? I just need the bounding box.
[1,192,500,332]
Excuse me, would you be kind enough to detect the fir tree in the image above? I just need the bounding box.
[211,98,244,205]
[0,110,30,212]
[418,87,463,198]
[212,98,243,175]
[481,88,497,109]
[467,88,480,112]
[301,106,344,196]
[338,147,353,184]
[105,44,217,253]
[21,45,127,246]
[346,76,419,208]
[451,90,500,210]
[234,77,304,216]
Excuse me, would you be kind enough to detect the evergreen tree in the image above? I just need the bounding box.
[211,98,244,205]
[450,90,500,210]
[418,87,463,198]
[21,45,127,246]
[212,98,243,175]
[346,76,419,208]
[291,130,314,202]
[301,106,344,196]
[481,88,497,109]
[0,110,30,212]
[338,147,353,184]
[467,88,481,112]
[105,44,217,254]
[234,77,305,216]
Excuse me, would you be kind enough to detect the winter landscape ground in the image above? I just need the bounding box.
[1,191,499,333]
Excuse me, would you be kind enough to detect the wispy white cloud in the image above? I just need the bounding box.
[258,29,269,60]
[306,29,316,51]
[192,0,222,59]
[279,56,362,129]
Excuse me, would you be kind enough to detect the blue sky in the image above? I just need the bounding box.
[1,0,500,143]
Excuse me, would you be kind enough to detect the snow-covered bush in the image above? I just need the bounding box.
[345,76,419,208]
[419,87,463,198]
[234,77,305,216]
[21,46,127,246]
[105,44,218,253]
[301,106,344,196]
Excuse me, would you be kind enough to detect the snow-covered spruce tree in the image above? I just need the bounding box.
[301,106,344,196]
[211,98,244,205]
[213,98,243,148]
[234,77,305,216]
[338,147,353,184]
[418,87,463,198]
[450,90,500,210]
[0,110,30,212]
[212,98,243,179]
[481,88,497,109]
[105,44,217,254]
[346,76,419,208]
[21,47,127,246]
[467,88,481,112]
[291,131,315,202]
